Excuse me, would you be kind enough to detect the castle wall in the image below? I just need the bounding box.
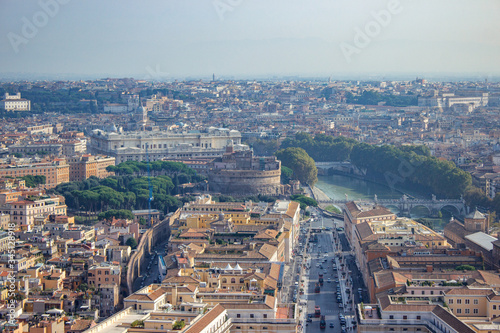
[208,169,281,195]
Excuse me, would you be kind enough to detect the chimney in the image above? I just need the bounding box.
[426,265,433,273]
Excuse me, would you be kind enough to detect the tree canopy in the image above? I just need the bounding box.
[290,194,318,210]
[98,209,134,221]
[51,175,182,214]
[282,132,471,198]
[280,166,294,185]
[126,237,138,249]
[243,138,280,156]
[21,175,46,187]
[345,90,418,107]
[275,147,318,186]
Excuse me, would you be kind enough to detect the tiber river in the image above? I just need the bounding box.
[315,174,452,231]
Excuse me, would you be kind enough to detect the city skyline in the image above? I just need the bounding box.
[1,0,499,80]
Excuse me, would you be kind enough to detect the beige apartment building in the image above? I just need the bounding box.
[358,295,476,333]
[0,159,69,188]
[344,201,396,247]
[2,195,67,231]
[67,154,115,181]
[88,263,121,288]
[124,284,198,311]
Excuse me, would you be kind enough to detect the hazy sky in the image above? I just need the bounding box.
[1,0,499,80]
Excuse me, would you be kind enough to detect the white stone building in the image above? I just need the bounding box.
[0,93,31,111]
[88,127,243,164]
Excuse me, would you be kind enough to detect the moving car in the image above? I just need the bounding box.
[320,315,326,329]
[314,306,321,317]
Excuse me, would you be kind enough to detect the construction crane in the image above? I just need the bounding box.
[146,143,154,226]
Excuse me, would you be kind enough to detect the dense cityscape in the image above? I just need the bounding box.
[0,76,498,333]
[0,0,499,331]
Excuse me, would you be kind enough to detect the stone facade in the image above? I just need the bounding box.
[208,148,281,195]
[88,127,242,165]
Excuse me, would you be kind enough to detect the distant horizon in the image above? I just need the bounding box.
[1,72,500,83]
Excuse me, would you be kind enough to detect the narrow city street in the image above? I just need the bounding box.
[297,208,364,333]
[132,239,169,292]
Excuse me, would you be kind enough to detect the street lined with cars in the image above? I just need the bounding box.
[132,240,169,292]
[298,208,363,332]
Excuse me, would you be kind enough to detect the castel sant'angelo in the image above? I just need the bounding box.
[208,145,281,195]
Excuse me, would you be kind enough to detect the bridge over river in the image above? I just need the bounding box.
[318,194,467,217]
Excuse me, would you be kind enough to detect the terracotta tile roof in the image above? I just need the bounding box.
[285,201,300,218]
[476,270,500,287]
[345,201,361,216]
[443,221,469,240]
[164,276,201,285]
[268,263,280,281]
[126,287,167,302]
[254,229,278,239]
[355,222,374,240]
[373,271,397,289]
[357,207,394,218]
[365,242,390,251]
[180,232,210,239]
[266,295,276,308]
[195,251,266,260]
[391,255,479,264]
[345,201,394,220]
[264,276,277,290]
[432,306,475,333]
[186,228,212,233]
[445,288,494,296]
[184,304,225,333]
[245,272,266,281]
[69,319,95,331]
[258,244,278,260]
[178,284,198,293]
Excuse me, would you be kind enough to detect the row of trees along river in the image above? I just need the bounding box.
[255,133,500,227]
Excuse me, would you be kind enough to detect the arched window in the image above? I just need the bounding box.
[222,278,227,283]
[231,278,236,284]
[240,278,244,283]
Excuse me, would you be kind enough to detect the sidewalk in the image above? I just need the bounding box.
[309,185,331,202]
